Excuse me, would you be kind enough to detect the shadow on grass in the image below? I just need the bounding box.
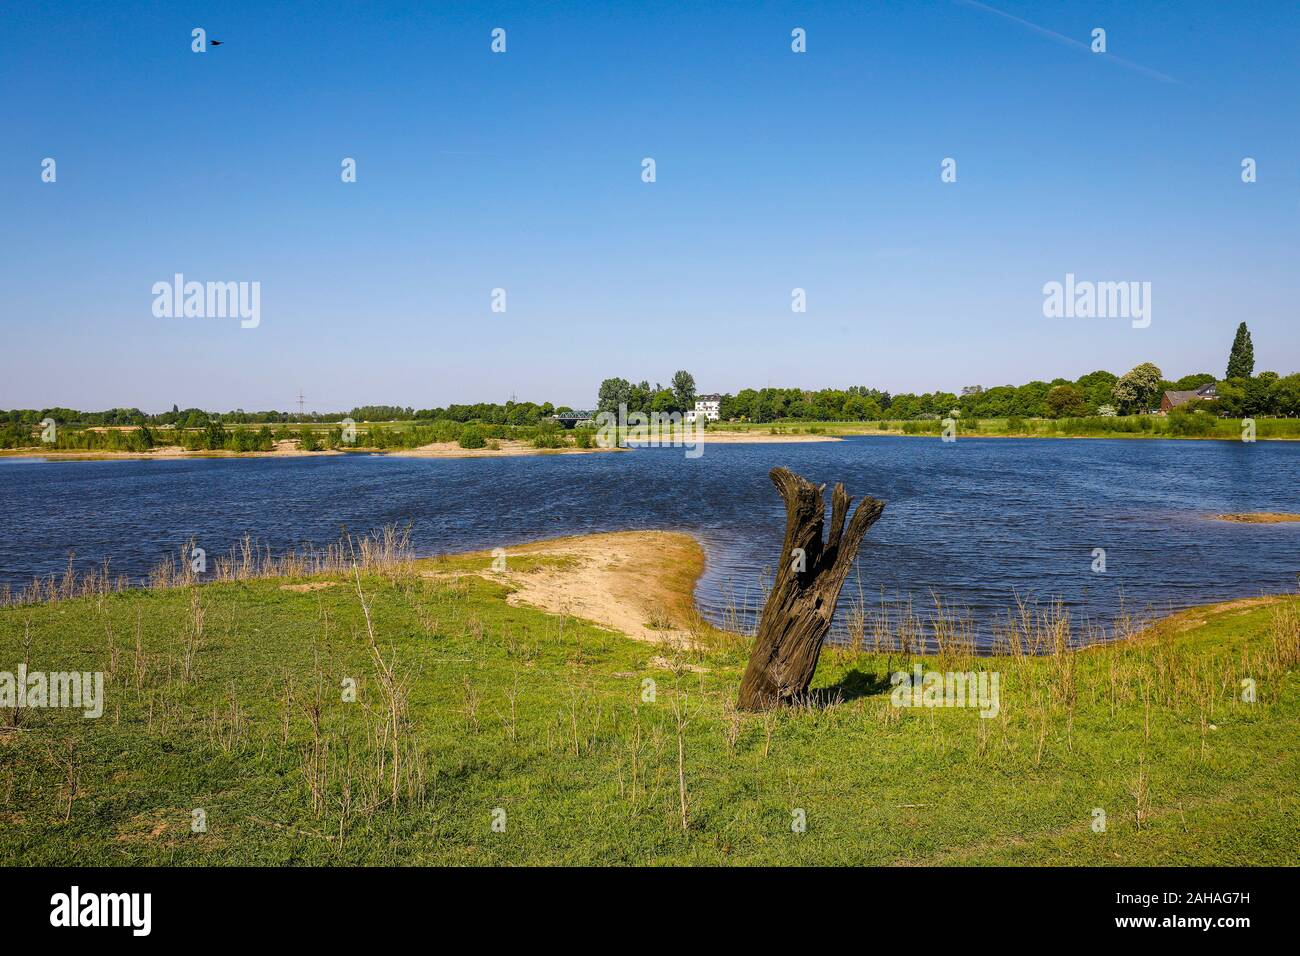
[807,668,894,707]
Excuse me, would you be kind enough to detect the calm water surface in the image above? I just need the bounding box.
[2,437,1297,648]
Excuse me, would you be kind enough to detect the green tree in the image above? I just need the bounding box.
[1213,378,1247,418]
[1243,375,1272,416]
[725,389,759,420]
[596,378,632,415]
[1112,363,1163,413]
[843,395,881,420]
[670,370,696,411]
[1011,381,1051,417]
[1172,372,1216,390]
[889,394,921,419]
[1074,370,1118,412]
[1226,322,1254,379]
[204,420,228,450]
[1268,374,1300,417]
[648,390,677,415]
[1046,384,1087,418]
[626,380,652,415]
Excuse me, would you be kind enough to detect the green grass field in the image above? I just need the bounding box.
[2,547,1297,866]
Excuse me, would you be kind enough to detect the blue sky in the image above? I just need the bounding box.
[2,0,1297,412]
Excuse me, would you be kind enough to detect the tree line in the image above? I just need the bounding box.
[594,326,1297,421]
[0,401,575,433]
[594,371,700,416]
[5,326,1293,438]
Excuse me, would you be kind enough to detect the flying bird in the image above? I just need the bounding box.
[210,39,223,46]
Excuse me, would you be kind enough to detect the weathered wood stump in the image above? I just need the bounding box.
[736,467,886,711]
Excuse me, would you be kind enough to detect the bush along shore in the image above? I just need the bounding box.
[720,414,1300,440]
[0,419,608,457]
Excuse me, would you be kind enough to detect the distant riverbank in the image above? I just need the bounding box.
[0,431,839,461]
[716,417,1300,441]
[8,413,1298,461]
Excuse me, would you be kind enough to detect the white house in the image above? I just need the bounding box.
[686,393,722,423]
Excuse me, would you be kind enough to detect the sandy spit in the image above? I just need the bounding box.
[421,531,711,646]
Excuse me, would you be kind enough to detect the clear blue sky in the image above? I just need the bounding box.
[3,0,1297,412]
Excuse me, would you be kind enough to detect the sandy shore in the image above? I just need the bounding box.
[423,531,710,646]
[8,428,1296,461]
[0,442,341,462]
[423,530,1296,655]
[1213,512,1300,523]
[0,439,608,462]
[3,432,835,461]
[689,431,840,443]
[390,439,622,459]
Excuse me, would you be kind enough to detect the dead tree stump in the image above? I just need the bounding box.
[736,467,886,711]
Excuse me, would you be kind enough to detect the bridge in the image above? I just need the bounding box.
[549,414,595,429]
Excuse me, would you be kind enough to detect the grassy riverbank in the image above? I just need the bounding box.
[8,412,1299,461]
[718,416,1300,440]
[1,533,1296,865]
[0,421,615,460]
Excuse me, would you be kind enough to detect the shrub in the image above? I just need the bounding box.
[901,420,939,435]
[204,421,228,450]
[228,429,256,452]
[123,430,149,453]
[428,419,463,443]
[227,428,274,452]
[1168,404,1215,436]
[458,424,486,449]
[0,424,35,448]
